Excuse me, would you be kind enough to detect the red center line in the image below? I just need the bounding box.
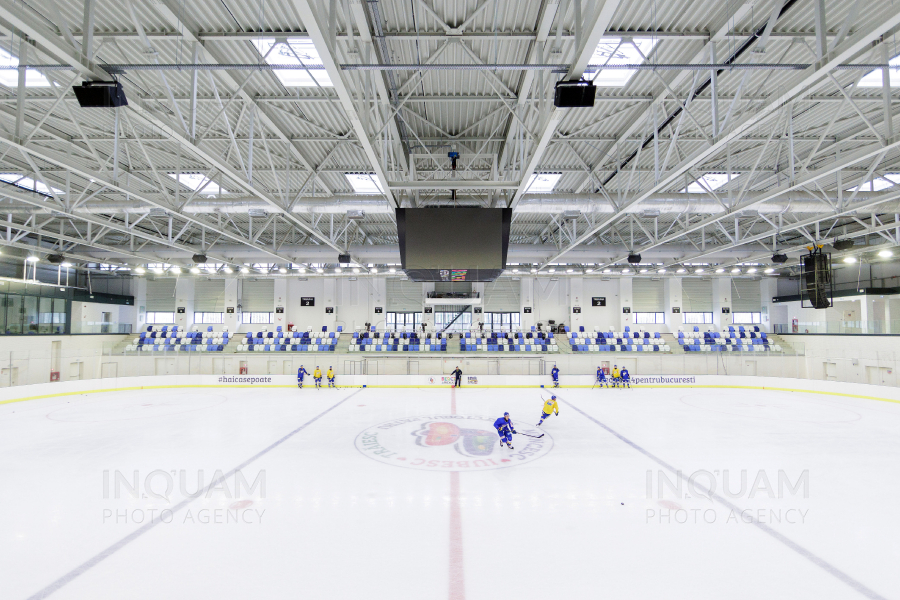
[448,386,466,600]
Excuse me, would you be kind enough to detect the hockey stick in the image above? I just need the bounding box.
[516,432,545,439]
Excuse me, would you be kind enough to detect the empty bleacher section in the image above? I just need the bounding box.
[677,326,782,352]
[236,326,338,352]
[459,330,558,352]
[128,326,231,351]
[350,329,447,352]
[567,326,670,352]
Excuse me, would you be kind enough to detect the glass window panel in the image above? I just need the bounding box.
[194,312,224,324]
[146,312,175,324]
[38,297,53,333]
[52,298,66,333]
[0,293,6,333]
[23,295,38,333]
[5,294,22,333]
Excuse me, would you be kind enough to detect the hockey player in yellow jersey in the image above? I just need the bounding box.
[537,395,559,426]
[326,367,335,388]
[611,365,621,388]
[313,366,323,389]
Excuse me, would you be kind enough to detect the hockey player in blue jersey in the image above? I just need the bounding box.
[620,367,631,388]
[493,412,517,449]
[551,365,560,388]
[596,367,608,388]
[297,366,309,388]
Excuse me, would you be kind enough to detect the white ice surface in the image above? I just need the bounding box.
[1,385,899,599]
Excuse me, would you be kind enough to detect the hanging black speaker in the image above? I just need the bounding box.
[801,250,832,309]
[73,81,128,108]
[554,80,596,108]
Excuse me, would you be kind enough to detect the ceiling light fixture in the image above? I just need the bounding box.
[639,269,648,273]
[279,267,287,274]
[843,256,857,264]
[190,267,201,274]
[694,268,704,274]
[731,268,741,273]
[878,249,894,258]
[658,268,667,273]
[223,267,233,274]
[715,268,725,273]
[676,268,686,273]
[171,267,182,274]
[747,268,757,274]
[764,268,775,273]
[240,267,249,274]
[62,262,75,269]
[26,255,39,262]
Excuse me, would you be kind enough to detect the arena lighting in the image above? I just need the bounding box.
[512,268,519,273]
[747,268,757,274]
[152,267,164,274]
[62,262,74,269]
[639,269,648,273]
[621,268,631,273]
[389,268,396,273]
[694,268,705,273]
[317,268,325,274]
[335,267,343,273]
[658,268,667,273]
[764,268,775,273]
[370,268,377,273]
[190,267,201,274]
[170,267,182,274]
[352,268,360,273]
[731,268,741,273]
[715,268,725,273]
[843,256,857,264]
[240,267,249,274]
[26,255,39,262]
[531,268,537,273]
[223,267,233,274]
[585,269,593,273]
[676,268,686,273]
[279,267,288,274]
[566,268,574,273]
[878,249,894,258]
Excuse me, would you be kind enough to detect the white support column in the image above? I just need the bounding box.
[174,277,195,330]
[134,277,148,332]
[223,277,239,331]
[760,278,777,332]
[712,278,731,331]
[665,278,683,334]
[569,277,584,331]
[520,277,535,331]
[619,277,633,331]
[274,278,288,331]
[323,278,337,331]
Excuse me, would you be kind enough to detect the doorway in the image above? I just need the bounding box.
[100,363,117,379]
[69,361,84,380]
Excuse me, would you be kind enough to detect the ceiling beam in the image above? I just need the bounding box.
[538,3,900,267]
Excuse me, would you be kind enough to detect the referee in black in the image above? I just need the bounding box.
[451,365,463,387]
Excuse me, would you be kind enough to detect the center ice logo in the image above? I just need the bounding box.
[355,415,553,472]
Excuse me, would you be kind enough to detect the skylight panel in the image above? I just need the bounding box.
[345,173,384,194]
[169,173,227,196]
[251,38,332,87]
[0,48,50,87]
[858,55,900,87]
[847,174,900,192]
[587,38,658,87]
[0,173,63,195]
[524,173,562,193]
[682,173,737,193]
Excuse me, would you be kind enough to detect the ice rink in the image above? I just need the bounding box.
[2,383,899,599]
